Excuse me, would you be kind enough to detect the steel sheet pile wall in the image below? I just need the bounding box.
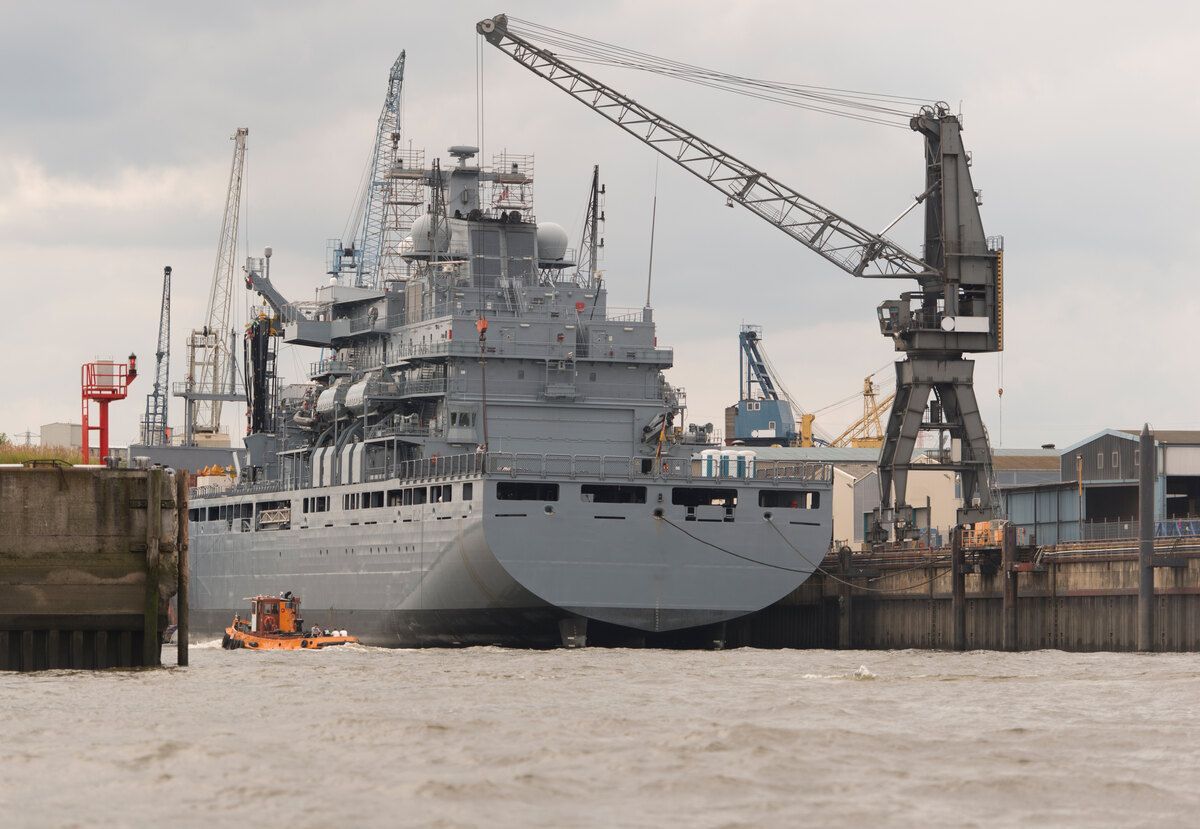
[0,466,182,670]
[734,546,1200,651]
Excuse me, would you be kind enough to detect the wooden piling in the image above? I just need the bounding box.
[1138,424,1155,651]
[46,630,60,669]
[70,630,84,669]
[837,546,853,649]
[94,630,108,669]
[141,468,163,668]
[951,526,966,651]
[1002,522,1018,652]
[176,471,189,667]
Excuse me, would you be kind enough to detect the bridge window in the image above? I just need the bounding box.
[462,482,474,501]
[581,484,646,504]
[671,487,737,507]
[759,489,819,509]
[497,482,559,501]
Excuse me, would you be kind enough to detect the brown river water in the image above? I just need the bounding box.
[3,644,1198,828]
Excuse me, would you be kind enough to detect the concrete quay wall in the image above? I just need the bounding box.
[0,465,184,670]
[731,544,1200,652]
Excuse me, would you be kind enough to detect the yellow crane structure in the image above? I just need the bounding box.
[799,376,895,449]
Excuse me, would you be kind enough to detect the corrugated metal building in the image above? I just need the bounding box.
[1002,429,1200,545]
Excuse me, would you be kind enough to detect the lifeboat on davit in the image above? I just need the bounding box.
[222,592,357,651]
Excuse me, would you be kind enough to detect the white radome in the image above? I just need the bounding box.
[536,222,569,261]
[410,214,451,254]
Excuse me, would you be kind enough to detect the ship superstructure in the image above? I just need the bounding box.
[189,143,833,647]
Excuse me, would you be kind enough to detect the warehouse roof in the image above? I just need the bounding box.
[1120,429,1200,445]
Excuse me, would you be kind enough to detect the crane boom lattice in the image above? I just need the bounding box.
[181,128,248,447]
[477,16,930,281]
[140,266,172,446]
[330,52,423,288]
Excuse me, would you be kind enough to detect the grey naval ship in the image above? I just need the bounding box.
[189,144,833,647]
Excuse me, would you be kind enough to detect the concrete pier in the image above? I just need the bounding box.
[0,464,185,670]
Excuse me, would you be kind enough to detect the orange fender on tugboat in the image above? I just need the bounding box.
[221,592,357,651]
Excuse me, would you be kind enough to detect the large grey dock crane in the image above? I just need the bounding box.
[478,14,1004,536]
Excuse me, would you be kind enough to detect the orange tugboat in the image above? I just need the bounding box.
[222,592,357,650]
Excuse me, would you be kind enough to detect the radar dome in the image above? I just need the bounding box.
[536,222,569,262]
[410,213,451,255]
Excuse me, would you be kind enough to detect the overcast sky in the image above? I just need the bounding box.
[2,0,1198,451]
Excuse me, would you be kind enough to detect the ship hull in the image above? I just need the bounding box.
[189,471,832,647]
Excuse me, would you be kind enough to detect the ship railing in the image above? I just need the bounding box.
[365,420,436,439]
[393,376,448,397]
[188,453,832,501]
[309,357,355,377]
[385,453,487,482]
[385,338,672,365]
[752,463,834,483]
[602,307,649,323]
[485,453,832,484]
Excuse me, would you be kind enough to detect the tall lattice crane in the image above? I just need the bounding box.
[139,265,172,445]
[478,15,1004,534]
[330,52,423,288]
[182,127,248,446]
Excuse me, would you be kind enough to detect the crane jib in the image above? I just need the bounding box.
[477,15,933,282]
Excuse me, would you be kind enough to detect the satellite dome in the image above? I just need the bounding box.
[410,213,450,255]
[536,222,569,262]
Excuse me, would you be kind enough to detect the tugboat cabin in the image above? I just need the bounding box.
[245,593,301,634]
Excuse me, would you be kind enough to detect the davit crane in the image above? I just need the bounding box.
[478,14,1004,536]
